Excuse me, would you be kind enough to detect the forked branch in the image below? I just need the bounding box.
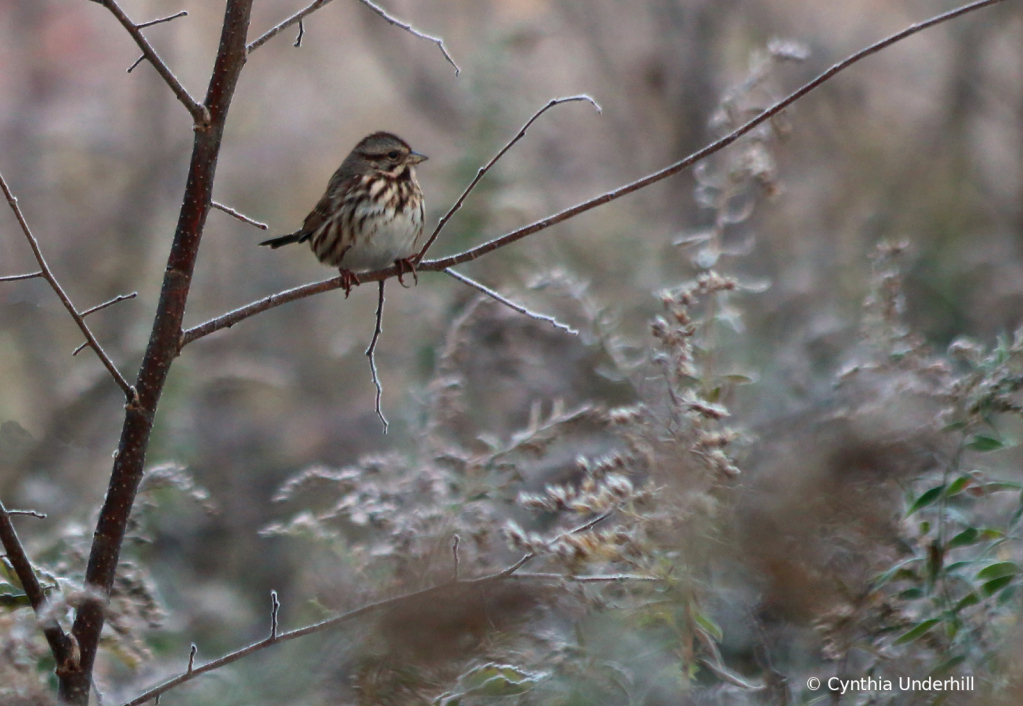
[0,171,135,400]
[95,0,209,127]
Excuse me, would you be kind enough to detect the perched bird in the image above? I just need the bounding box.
[260,132,428,295]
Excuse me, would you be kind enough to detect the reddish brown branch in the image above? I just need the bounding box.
[61,2,255,703]
[0,500,78,676]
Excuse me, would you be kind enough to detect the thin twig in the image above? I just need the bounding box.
[6,509,47,519]
[365,281,388,433]
[81,292,138,318]
[98,0,209,127]
[0,171,136,401]
[211,201,268,230]
[418,95,600,260]
[187,645,197,674]
[0,500,77,673]
[136,10,188,29]
[510,572,660,582]
[270,592,280,640]
[294,20,305,48]
[72,341,89,357]
[0,270,43,282]
[451,535,461,580]
[445,268,578,334]
[126,55,145,73]
[354,0,460,75]
[247,0,334,53]
[177,0,1006,348]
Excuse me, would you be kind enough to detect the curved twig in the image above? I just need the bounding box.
[179,0,1006,349]
[247,0,334,53]
[365,281,389,433]
[355,0,460,75]
[444,268,578,335]
[417,94,600,260]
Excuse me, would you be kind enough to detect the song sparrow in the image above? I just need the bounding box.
[260,132,428,296]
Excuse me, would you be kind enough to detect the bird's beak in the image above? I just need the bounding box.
[408,151,428,165]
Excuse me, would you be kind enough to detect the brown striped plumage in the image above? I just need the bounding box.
[260,132,427,294]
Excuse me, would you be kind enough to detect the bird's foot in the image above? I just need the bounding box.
[339,269,361,298]
[394,258,418,288]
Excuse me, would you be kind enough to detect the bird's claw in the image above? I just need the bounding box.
[339,269,361,298]
[395,258,418,288]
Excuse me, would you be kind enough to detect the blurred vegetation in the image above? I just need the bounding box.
[2,0,1023,704]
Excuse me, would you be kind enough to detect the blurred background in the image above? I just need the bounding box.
[1,0,1022,704]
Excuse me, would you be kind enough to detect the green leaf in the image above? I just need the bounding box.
[941,421,967,434]
[872,559,921,589]
[721,374,755,385]
[907,486,944,516]
[943,475,974,497]
[893,618,940,645]
[0,591,32,608]
[981,576,1014,596]
[693,609,723,642]
[898,587,924,600]
[954,593,980,612]
[947,528,980,549]
[982,481,1023,493]
[930,654,966,678]
[965,435,1004,452]
[975,562,1019,581]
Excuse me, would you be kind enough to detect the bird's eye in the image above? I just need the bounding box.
[387,150,400,160]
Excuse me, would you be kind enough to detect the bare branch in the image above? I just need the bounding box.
[365,281,389,433]
[126,55,145,74]
[270,591,280,640]
[451,535,461,580]
[187,644,197,673]
[445,268,578,335]
[0,500,78,674]
[510,572,660,582]
[178,0,1007,347]
[6,509,47,519]
[211,201,268,230]
[294,20,305,48]
[97,0,210,127]
[354,0,460,75]
[0,270,43,282]
[418,95,601,260]
[81,292,138,318]
[0,170,135,401]
[246,0,335,54]
[136,10,188,30]
[121,555,546,706]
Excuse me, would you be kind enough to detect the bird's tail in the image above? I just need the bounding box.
[259,231,307,249]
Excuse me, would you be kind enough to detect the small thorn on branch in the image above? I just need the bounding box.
[365,281,389,434]
[187,644,197,674]
[445,269,578,334]
[270,591,280,640]
[126,54,145,73]
[136,10,188,29]
[294,20,305,47]
[211,201,268,230]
